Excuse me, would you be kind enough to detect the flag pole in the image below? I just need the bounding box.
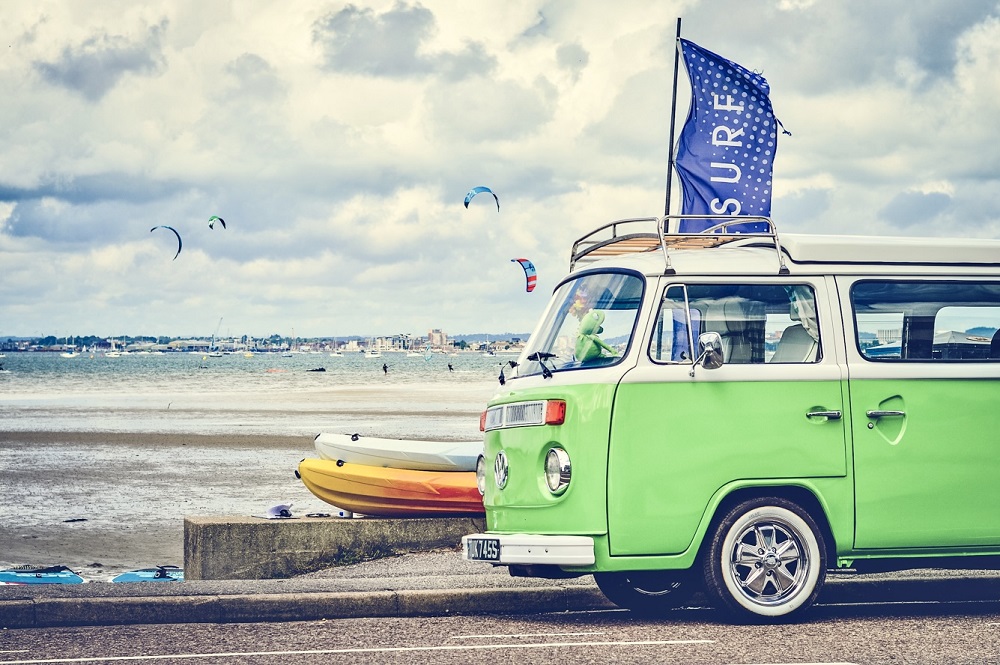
[663,17,682,217]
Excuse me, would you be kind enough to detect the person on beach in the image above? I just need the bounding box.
[448,363,454,372]
[382,363,388,375]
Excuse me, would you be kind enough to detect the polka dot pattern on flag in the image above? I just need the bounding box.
[674,39,781,231]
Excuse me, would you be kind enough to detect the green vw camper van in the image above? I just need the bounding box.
[463,216,1000,620]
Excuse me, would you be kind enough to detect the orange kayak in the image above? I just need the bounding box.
[297,457,484,517]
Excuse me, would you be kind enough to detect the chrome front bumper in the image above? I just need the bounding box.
[461,533,595,566]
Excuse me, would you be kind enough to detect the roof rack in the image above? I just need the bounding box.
[568,217,662,270]
[569,215,789,275]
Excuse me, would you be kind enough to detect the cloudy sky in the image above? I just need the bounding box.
[2,1,999,340]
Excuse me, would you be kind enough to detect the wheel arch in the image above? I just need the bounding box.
[694,484,837,568]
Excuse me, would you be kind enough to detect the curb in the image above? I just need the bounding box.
[1,586,612,629]
[6,575,1000,629]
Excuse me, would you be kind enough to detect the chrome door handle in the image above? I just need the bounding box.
[866,410,905,418]
[806,410,842,420]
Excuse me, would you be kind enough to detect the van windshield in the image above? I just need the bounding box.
[518,271,644,377]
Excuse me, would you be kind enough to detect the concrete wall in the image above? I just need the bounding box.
[184,515,486,580]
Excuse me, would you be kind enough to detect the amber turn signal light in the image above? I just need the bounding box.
[545,400,566,426]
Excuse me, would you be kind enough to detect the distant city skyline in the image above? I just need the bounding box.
[0,330,531,347]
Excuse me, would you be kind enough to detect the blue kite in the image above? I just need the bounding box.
[464,186,500,211]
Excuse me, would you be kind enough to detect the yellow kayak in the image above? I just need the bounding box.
[297,458,484,517]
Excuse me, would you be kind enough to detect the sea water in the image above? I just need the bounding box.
[0,351,509,439]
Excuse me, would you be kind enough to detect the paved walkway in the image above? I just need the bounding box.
[4,552,1000,628]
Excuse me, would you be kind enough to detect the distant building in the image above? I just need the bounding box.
[167,339,212,352]
[371,335,408,352]
[428,328,448,348]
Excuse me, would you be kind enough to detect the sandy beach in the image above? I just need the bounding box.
[0,356,498,581]
[0,431,341,581]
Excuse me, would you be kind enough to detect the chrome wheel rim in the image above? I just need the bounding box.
[728,518,807,606]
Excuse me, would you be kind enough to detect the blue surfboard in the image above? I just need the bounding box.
[111,566,184,583]
[0,565,85,585]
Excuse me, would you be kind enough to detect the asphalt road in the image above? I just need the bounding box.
[4,599,1000,664]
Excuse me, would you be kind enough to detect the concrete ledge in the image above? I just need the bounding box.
[183,515,486,580]
[0,586,611,629]
[217,590,403,623]
[35,595,223,628]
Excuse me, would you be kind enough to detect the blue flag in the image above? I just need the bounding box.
[674,39,780,233]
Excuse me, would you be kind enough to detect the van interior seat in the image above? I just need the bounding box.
[771,324,819,363]
[704,297,764,363]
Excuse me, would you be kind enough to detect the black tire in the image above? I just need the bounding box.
[703,496,826,621]
[594,570,696,615]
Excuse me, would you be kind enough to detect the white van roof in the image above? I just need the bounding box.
[570,217,1000,277]
[780,233,1000,266]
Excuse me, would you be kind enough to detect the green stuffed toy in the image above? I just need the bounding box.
[575,310,618,362]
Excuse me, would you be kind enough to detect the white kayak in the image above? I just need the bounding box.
[313,433,482,472]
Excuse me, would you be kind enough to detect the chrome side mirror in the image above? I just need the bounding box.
[689,331,724,377]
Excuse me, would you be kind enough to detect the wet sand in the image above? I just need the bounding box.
[0,431,349,581]
[0,376,495,581]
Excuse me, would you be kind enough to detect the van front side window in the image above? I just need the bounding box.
[852,280,1000,361]
[518,271,644,377]
[650,284,821,364]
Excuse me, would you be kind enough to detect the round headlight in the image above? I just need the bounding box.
[475,454,486,496]
[544,447,571,494]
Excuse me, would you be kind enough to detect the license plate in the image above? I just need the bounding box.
[466,537,501,562]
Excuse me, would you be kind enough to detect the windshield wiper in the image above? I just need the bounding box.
[526,352,554,379]
[497,360,518,386]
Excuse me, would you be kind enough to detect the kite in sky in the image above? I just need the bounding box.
[511,258,537,292]
[208,215,226,229]
[464,186,499,211]
[150,226,182,260]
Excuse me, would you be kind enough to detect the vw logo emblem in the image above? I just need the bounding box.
[494,450,509,490]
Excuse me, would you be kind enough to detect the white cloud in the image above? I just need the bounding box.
[1,0,999,338]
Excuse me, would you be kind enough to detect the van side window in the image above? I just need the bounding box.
[852,281,1000,361]
[650,284,821,364]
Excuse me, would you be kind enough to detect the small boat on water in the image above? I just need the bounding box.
[297,458,483,517]
[314,433,481,472]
